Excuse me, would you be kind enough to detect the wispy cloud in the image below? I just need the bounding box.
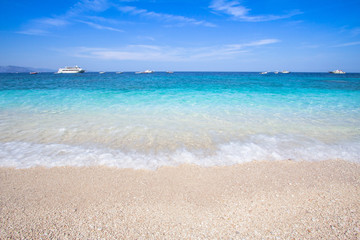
[34,17,69,27]
[190,39,280,59]
[85,16,125,25]
[73,45,182,61]
[17,0,124,35]
[210,0,302,22]
[17,29,50,36]
[351,27,360,36]
[118,6,216,27]
[18,0,215,36]
[229,39,280,48]
[68,0,111,15]
[17,17,69,35]
[137,36,156,41]
[339,26,360,37]
[334,41,360,47]
[77,20,124,32]
[71,38,279,61]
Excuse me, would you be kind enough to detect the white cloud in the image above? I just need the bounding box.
[18,0,123,35]
[17,17,69,36]
[118,5,216,27]
[18,0,215,36]
[73,46,180,61]
[17,29,49,36]
[339,26,360,37]
[77,20,124,32]
[71,39,279,61]
[137,36,156,41]
[231,39,280,47]
[210,0,302,22]
[68,0,111,15]
[334,41,360,47]
[351,28,360,36]
[34,17,69,27]
[85,16,124,25]
[190,39,280,59]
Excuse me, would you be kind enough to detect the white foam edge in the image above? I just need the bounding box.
[0,134,359,169]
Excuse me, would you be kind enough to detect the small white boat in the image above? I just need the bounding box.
[329,70,345,74]
[57,66,85,74]
[99,72,105,74]
[274,71,279,74]
[281,70,290,74]
[167,71,174,74]
[136,70,154,74]
[29,72,38,75]
[116,72,123,74]
[260,71,268,74]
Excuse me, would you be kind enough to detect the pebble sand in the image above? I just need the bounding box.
[1,160,359,239]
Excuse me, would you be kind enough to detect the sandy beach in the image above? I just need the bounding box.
[1,160,359,239]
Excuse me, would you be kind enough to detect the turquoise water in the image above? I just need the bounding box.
[0,72,359,168]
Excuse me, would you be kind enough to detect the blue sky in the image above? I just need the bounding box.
[0,0,359,72]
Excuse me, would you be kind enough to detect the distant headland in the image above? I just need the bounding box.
[0,65,54,73]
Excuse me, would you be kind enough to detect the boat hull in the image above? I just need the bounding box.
[57,70,85,74]
[57,66,85,74]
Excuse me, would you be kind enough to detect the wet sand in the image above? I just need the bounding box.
[1,160,359,239]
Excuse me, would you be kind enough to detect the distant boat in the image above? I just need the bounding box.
[281,70,290,74]
[166,71,174,74]
[260,71,268,74]
[329,70,345,74]
[274,71,279,74]
[136,70,154,74]
[57,66,85,74]
[99,72,105,74]
[116,72,123,74]
[29,72,38,75]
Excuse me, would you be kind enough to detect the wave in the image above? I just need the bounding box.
[1,134,359,169]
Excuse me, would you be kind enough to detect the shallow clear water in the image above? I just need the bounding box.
[0,72,359,168]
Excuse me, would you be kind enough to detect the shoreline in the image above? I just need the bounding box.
[1,160,360,239]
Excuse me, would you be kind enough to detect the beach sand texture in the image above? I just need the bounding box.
[1,160,359,239]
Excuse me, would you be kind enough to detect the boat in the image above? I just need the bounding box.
[274,71,279,74]
[136,70,154,74]
[281,70,290,74]
[99,71,105,74]
[329,70,345,74]
[116,72,123,74]
[260,71,268,74]
[57,66,85,74]
[29,72,38,75]
[167,71,174,74]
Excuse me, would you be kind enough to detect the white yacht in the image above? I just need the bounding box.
[136,70,154,74]
[281,70,290,74]
[329,70,345,74]
[57,66,85,74]
[260,71,268,74]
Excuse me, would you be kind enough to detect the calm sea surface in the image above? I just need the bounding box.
[0,72,359,168]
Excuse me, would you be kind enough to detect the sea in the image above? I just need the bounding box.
[0,72,359,169]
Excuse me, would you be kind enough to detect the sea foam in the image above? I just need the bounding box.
[1,134,359,169]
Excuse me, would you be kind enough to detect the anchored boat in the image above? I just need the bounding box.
[329,70,345,74]
[57,66,85,74]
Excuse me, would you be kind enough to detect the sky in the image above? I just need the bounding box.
[0,0,359,72]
